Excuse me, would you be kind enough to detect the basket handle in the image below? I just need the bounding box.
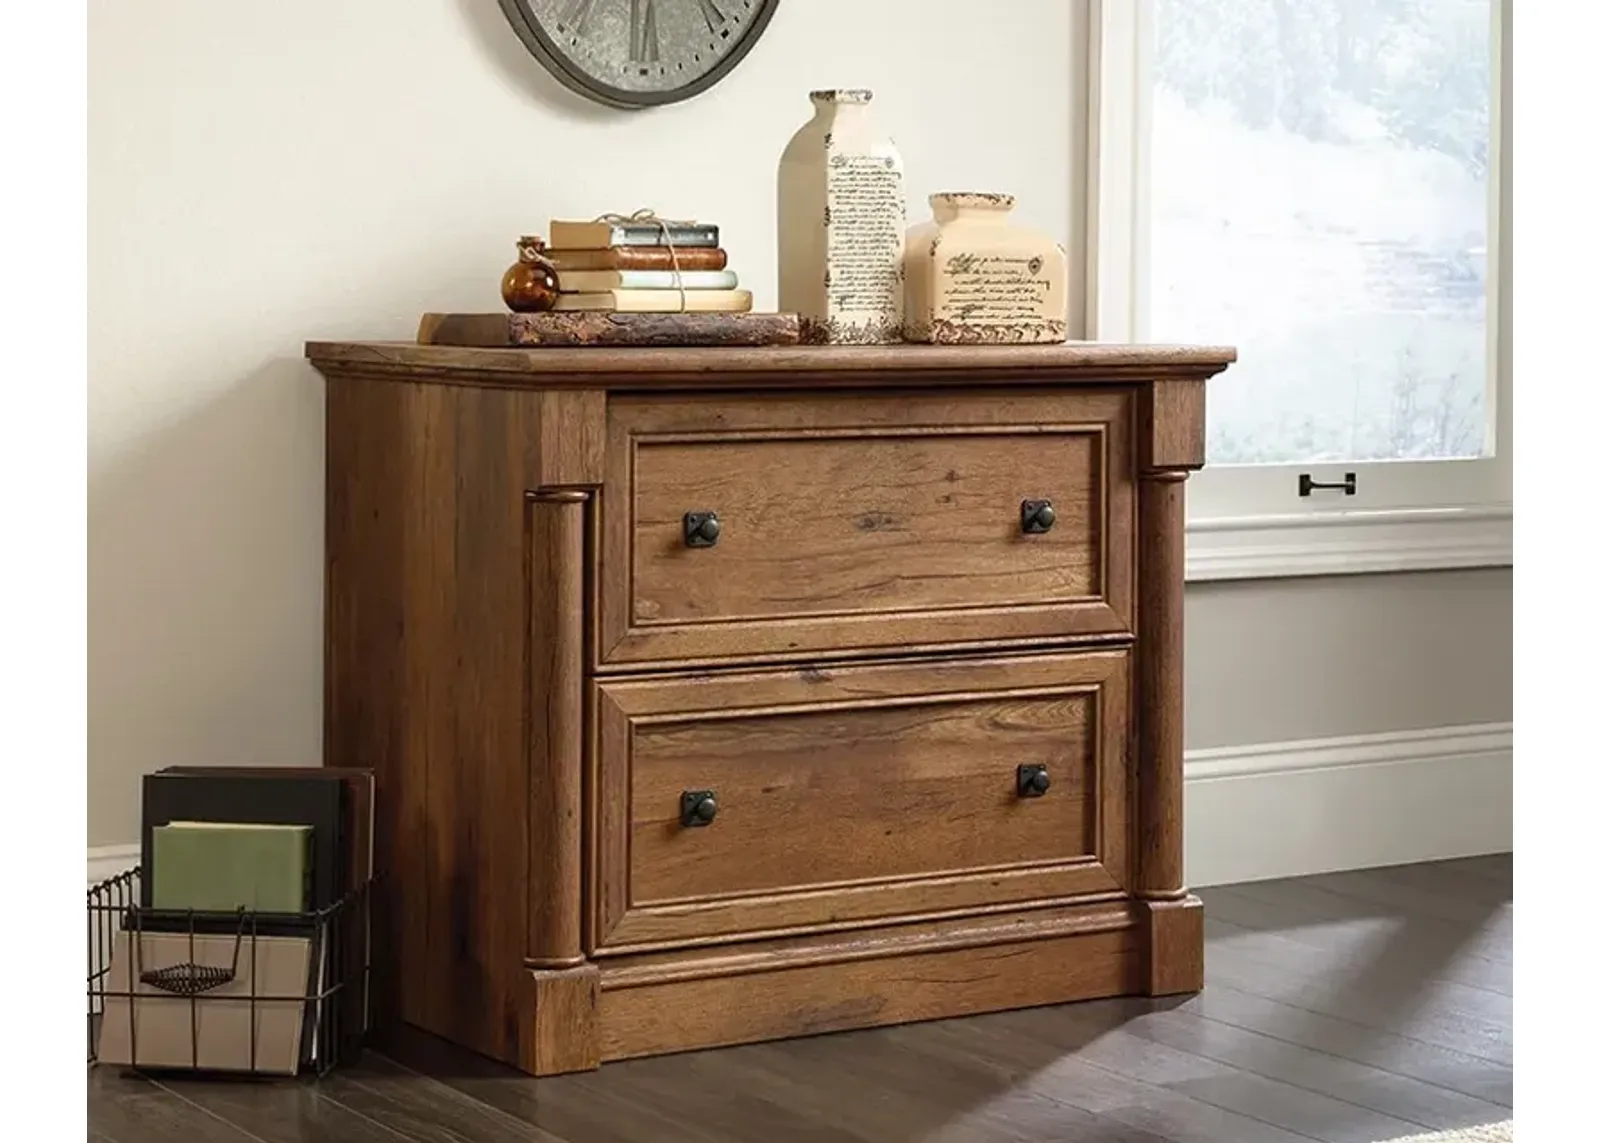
[137,909,246,996]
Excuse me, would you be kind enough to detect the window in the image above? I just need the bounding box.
[1089,0,1511,578]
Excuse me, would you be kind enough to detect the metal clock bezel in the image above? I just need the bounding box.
[497,0,782,110]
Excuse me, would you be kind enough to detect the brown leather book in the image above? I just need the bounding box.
[544,246,728,272]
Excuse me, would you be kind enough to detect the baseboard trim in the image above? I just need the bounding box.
[87,722,1512,891]
[1186,722,1512,887]
[88,843,139,886]
[1186,506,1512,582]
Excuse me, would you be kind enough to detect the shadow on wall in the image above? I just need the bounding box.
[88,359,326,846]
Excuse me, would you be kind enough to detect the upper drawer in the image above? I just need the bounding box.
[599,389,1135,667]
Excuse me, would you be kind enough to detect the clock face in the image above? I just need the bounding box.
[500,0,781,109]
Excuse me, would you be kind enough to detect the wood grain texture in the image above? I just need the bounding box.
[524,965,600,1077]
[599,900,1140,987]
[529,390,605,488]
[418,311,802,348]
[313,1060,571,1143]
[1143,379,1208,469]
[631,435,1099,616]
[143,1071,419,1143]
[306,340,1237,390]
[525,492,588,970]
[627,691,1100,896]
[345,1048,662,1143]
[753,1025,1182,1143]
[1199,885,1513,1065]
[988,1003,1430,1143]
[306,343,1231,1076]
[1218,876,1512,965]
[88,1071,255,1143]
[1145,894,1206,995]
[1135,471,1189,903]
[1099,998,1509,1132]
[599,922,1141,1063]
[322,374,411,1038]
[601,388,1135,667]
[593,651,1130,950]
[91,859,1510,1143]
[324,376,544,1062]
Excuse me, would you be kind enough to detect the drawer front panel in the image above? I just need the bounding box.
[591,651,1131,953]
[600,390,1135,667]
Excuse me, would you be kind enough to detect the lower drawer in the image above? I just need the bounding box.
[590,649,1132,953]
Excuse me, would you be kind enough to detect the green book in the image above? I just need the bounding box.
[150,821,313,914]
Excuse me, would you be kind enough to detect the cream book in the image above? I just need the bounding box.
[552,288,753,314]
[96,929,314,1074]
[555,269,738,292]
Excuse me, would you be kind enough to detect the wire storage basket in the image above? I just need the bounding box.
[87,866,372,1077]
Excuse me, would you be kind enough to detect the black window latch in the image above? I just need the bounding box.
[1298,472,1357,497]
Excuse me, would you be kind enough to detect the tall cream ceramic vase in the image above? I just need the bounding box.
[778,89,906,344]
[904,193,1068,344]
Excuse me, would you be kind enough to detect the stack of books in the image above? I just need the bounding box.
[95,767,375,1075]
[543,217,753,314]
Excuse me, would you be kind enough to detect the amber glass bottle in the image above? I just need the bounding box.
[501,236,560,313]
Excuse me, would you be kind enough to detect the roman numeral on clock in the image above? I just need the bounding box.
[558,0,596,33]
[630,0,661,63]
[695,0,728,30]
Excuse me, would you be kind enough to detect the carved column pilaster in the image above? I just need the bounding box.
[526,489,589,970]
[1136,469,1190,903]
[1135,379,1208,996]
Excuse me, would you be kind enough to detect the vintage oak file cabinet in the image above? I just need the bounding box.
[306,340,1234,1076]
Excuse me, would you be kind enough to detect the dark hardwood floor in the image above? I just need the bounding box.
[87,856,1513,1143]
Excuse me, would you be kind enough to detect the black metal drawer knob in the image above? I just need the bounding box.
[680,789,718,827]
[1016,765,1051,798]
[683,511,721,547]
[1020,499,1056,534]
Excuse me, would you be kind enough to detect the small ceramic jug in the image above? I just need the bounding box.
[903,193,1067,344]
[501,236,561,313]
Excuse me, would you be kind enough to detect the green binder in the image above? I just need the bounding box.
[150,821,313,914]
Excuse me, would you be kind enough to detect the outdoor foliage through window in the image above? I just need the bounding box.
[1150,0,1492,466]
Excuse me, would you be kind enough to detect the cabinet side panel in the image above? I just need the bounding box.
[440,384,539,1062]
[323,374,535,1065]
[325,375,424,1035]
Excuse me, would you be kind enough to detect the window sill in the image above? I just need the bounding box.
[1185,505,1512,582]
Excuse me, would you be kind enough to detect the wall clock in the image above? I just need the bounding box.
[499,0,781,109]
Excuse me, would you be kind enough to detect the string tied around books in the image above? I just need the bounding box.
[589,208,694,313]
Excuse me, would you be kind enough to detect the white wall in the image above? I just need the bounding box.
[89,1,1509,861]
[88,0,1085,844]
[1186,568,1511,750]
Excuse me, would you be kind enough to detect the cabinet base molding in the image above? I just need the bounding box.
[1142,894,1205,995]
[520,964,599,1076]
[474,900,1183,1075]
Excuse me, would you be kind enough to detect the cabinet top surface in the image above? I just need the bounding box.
[304,340,1236,389]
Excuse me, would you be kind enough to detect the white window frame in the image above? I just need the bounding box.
[1087,0,1513,581]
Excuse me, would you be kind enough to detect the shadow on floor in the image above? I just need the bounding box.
[89,856,1514,1143]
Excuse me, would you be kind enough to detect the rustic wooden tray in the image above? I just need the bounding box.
[417,312,801,348]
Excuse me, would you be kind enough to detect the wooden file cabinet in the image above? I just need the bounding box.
[307,340,1233,1075]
